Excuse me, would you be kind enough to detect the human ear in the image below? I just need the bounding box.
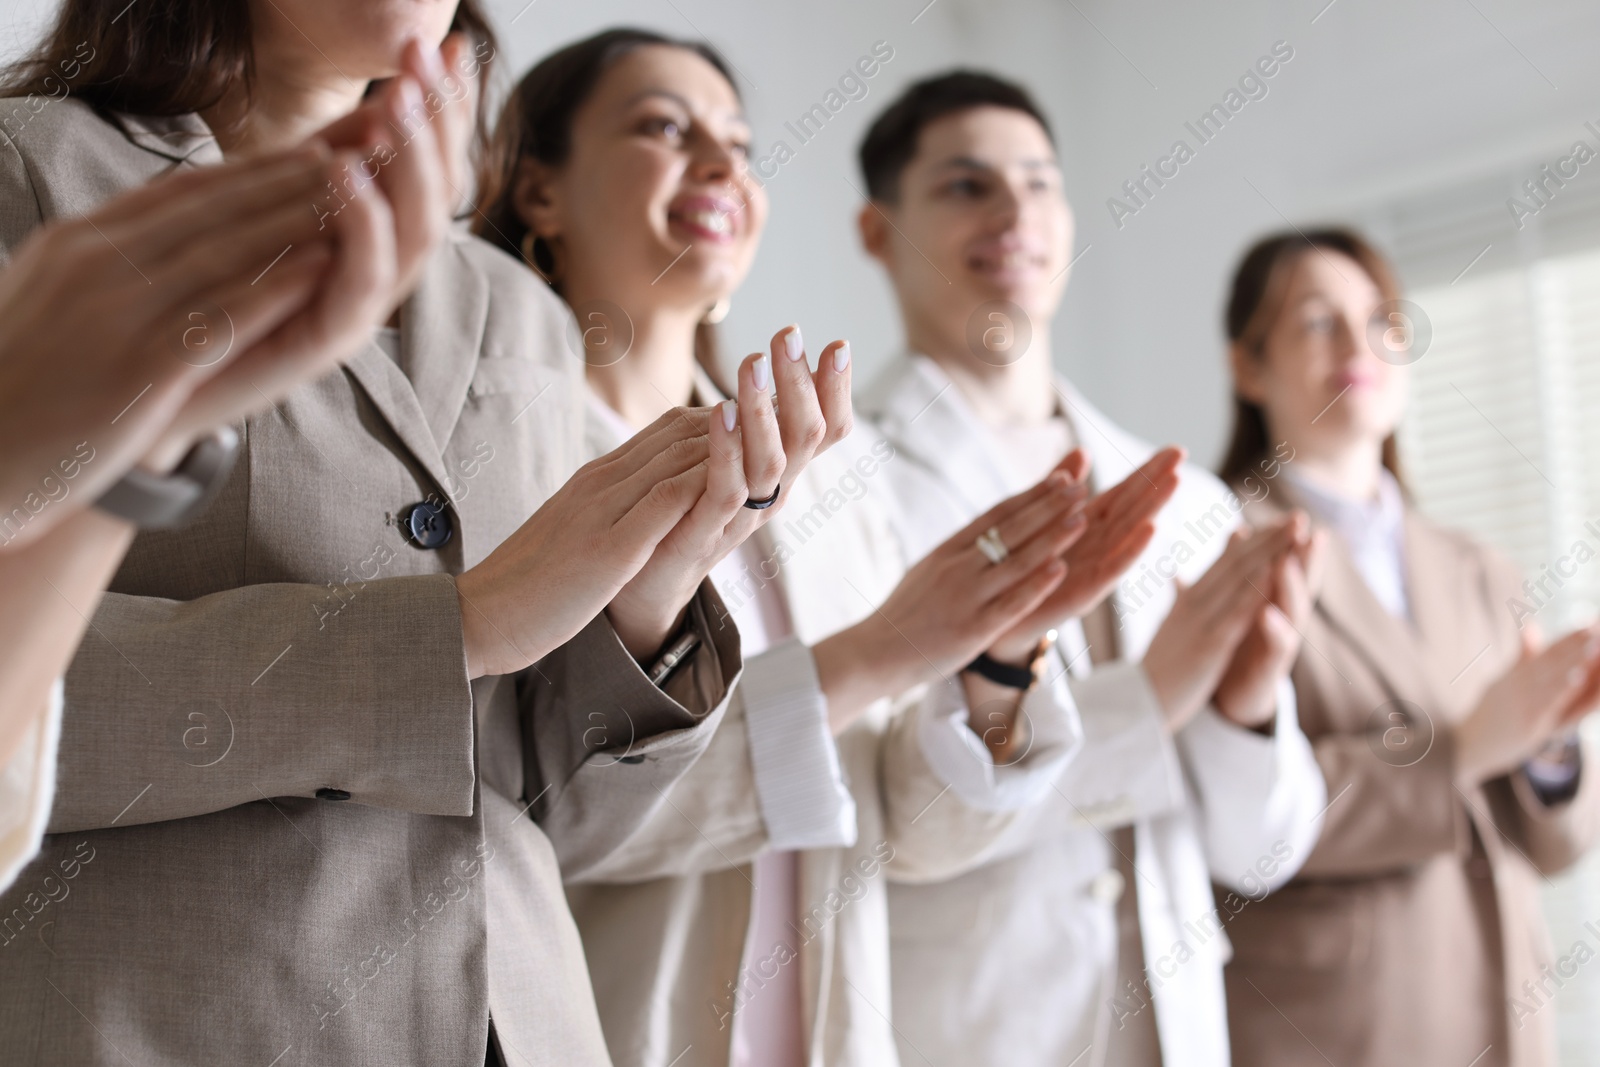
[858,201,895,265]
[1229,341,1270,406]
[511,157,564,241]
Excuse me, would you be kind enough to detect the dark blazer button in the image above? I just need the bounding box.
[403,501,453,549]
[315,788,352,801]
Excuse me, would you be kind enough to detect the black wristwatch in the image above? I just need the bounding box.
[963,631,1058,692]
[94,428,240,529]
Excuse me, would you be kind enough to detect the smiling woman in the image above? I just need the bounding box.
[477,27,762,400]
[0,1,858,1065]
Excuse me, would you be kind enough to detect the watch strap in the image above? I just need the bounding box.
[963,651,1037,691]
[94,427,240,529]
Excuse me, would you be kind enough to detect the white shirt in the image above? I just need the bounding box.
[586,392,825,1067]
[1285,467,1411,619]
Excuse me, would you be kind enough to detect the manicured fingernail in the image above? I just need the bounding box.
[753,355,771,391]
[396,75,423,118]
[785,327,804,362]
[833,342,851,372]
[721,399,737,432]
[423,43,447,81]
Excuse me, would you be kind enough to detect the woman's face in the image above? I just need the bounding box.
[1239,249,1410,457]
[520,45,768,316]
[251,0,458,81]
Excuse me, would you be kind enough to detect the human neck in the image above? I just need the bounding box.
[1282,435,1385,502]
[201,46,370,157]
[906,309,1058,426]
[580,293,705,430]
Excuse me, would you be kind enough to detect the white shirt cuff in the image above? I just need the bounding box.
[1179,675,1325,892]
[916,659,1085,814]
[0,678,62,894]
[1053,660,1187,826]
[740,639,856,850]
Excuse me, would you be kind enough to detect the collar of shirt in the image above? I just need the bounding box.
[1285,466,1411,619]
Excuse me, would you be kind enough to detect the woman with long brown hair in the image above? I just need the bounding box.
[473,29,1182,1067]
[0,3,855,1064]
[1219,228,1600,1066]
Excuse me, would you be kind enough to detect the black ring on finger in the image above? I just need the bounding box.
[744,483,781,510]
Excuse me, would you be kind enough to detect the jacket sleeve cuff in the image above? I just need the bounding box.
[1181,676,1326,891]
[1051,660,1187,826]
[0,679,61,892]
[915,656,1085,814]
[55,574,477,833]
[740,638,856,850]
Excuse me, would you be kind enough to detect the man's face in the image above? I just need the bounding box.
[872,106,1075,348]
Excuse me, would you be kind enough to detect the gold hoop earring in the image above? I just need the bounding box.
[703,296,732,325]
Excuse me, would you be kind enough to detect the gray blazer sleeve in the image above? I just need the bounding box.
[53,572,478,832]
[528,580,743,879]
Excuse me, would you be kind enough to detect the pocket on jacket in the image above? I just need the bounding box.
[1225,882,1373,970]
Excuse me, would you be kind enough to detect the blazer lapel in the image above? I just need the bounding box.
[1401,510,1482,711]
[869,354,1019,509]
[344,240,486,495]
[402,237,488,455]
[1276,483,1449,712]
[108,108,477,503]
[107,110,224,167]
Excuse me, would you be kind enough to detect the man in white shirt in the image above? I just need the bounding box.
[852,70,1330,1067]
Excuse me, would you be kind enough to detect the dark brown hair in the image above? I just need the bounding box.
[1,0,499,162]
[474,27,739,393]
[1218,227,1407,490]
[857,70,1054,202]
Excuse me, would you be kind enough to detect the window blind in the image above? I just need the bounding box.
[1361,156,1600,1065]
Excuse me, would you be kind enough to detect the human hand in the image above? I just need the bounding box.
[1455,625,1600,786]
[143,35,477,471]
[454,409,720,677]
[1141,514,1304,730]
[985,446,1184,663]
[604,327,852,659]
[1213,519,1326,729]
[813,469,1089,728]
[0,145,372,547]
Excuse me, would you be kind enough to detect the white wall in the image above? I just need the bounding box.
[468,0,1600,467]
[9,0,1598,463]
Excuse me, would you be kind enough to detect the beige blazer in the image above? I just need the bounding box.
[0,99,740,1067]
[567,382,1086,1067]
[1225,490,1600,1067]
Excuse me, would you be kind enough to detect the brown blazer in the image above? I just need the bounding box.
[0,99,740,1066]
[1225,490,1600,1067]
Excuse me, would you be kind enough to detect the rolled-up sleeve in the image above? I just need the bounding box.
[1180,676,1326,891]
[742,637,855,850]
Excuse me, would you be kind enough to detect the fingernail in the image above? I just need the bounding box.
[396,75,423,117]
[833,342,851,372]
[785,327,804,362]
[1586,634,1600,658]
[423,43,447,82]
[753,355,771,392]
[721,399,737,432]
[1569,666,1586,687]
